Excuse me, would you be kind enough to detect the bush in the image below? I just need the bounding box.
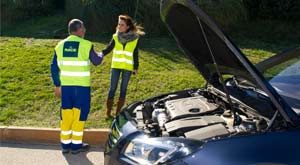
[65,0,248,36]
[65,0,167,36]
[0,0,58,32]
[243,0,300,20]
[196,0,248,28]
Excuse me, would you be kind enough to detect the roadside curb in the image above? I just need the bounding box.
[0,126,110,147]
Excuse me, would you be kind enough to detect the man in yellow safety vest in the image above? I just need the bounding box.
[51,19,103,154]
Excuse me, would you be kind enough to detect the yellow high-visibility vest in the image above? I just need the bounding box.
[111,34,138,71]
[55,35,92,87]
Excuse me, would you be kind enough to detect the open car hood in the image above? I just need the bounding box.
[160,0,300,125]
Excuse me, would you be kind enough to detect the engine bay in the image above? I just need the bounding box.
[131,89,271,141]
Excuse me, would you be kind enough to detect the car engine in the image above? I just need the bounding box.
[131,89,269,141]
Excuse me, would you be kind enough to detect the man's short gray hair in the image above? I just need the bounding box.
[68,19,83,34]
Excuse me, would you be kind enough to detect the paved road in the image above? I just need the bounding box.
[0,142,104,165]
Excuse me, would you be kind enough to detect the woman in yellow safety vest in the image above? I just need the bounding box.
[100,14,145,118]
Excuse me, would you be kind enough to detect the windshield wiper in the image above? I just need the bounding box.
[232,77,271,102]
[232,77,253,90]
[197,17,240,126]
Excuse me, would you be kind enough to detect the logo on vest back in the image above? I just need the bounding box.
[64,47,77,52]
[63,41,79,57]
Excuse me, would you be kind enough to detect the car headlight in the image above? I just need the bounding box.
[123,136,202,164]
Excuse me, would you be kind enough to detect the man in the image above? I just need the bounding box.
[51,19,103,154]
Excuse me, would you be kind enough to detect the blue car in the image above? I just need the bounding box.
[104,0,300,164]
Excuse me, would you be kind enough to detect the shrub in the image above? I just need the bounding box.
[65,0,167,36]
[243,0,300,20]
[196,0,248,28]
[0,0,58,32]
[65,0,248,35]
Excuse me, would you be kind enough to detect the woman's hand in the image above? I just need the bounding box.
[97,52,103,57]
[54,86,61,98]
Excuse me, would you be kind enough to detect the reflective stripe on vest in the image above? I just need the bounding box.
[112,57,133,65]
[55,35,92,86]
[58,60,90,66]
[111,34,138,71]
[60,71,90,77]
[113,50,133,57]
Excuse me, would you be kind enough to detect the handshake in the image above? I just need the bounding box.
[97,52,103,58]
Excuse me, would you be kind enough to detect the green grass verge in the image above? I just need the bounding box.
[0,36,206,128]
[1,15,298,128]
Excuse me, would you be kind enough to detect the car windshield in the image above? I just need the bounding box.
[263,56,300,114]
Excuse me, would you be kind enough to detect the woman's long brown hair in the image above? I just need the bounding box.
[118,14,145,36]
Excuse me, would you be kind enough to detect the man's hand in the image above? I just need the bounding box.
[133,69,138,75]
[54,86,61,98]
[97,52,103,58]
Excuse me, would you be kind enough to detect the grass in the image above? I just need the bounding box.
[0,36,204,128]
[1,15,299,128]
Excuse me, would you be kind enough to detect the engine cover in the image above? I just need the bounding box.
[165,96,218,120]
[184,124,230,141]
[165,115,225,133]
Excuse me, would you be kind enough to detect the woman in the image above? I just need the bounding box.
[101,14,145,118]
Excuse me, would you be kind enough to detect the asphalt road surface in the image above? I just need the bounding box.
[0,142,104,165]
